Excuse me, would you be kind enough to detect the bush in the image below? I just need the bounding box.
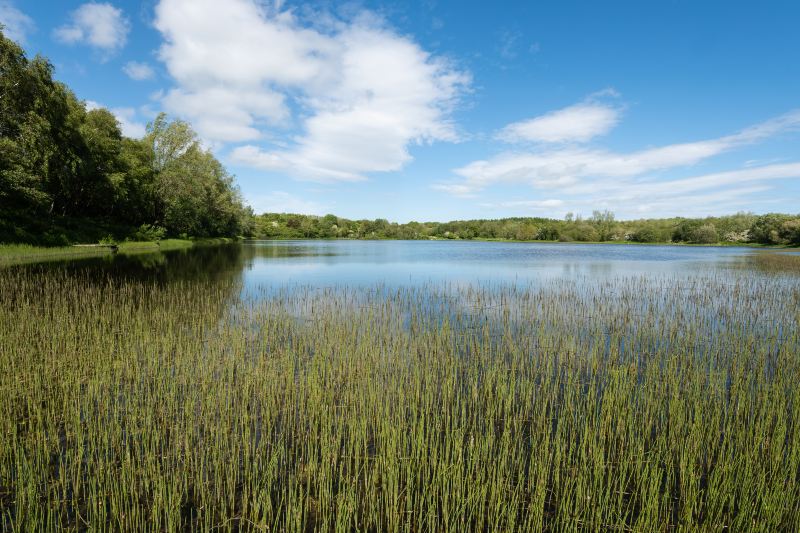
[131,224,167,242]
[780,219,800,245]
[749,214,794,244]
[673,220,719,244]
[536,225,560,241]
[691,224,719,244]
[673,220,702,242]
[569,224,599,242]
[630,226,659,243]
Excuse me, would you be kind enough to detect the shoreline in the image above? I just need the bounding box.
[243,236,799,249]
[2,236,796,268]
[0,238,239,266]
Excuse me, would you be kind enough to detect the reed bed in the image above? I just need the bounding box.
[1,266,799,531]
[748,251,800,273]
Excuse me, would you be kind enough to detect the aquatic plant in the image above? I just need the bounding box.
[1,267,799,530]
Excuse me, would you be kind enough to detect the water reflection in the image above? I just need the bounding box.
[238,240,756,292]
[5,240,785,295]
[7,243,246,285]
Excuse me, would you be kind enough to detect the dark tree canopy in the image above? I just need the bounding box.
[0,29,249,242]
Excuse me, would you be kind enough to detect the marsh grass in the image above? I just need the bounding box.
[749,251,800,272]
[1,267,799,531]
[0,244,114,264]
[0,238,239,267]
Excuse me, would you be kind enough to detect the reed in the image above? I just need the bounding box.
[749,251,800,272]
[1,266,798,531]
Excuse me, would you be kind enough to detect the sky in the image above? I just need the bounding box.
[2,0,799,222]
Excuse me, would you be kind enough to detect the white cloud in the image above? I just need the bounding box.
[481,199,565,210]
[431,183,479,198]
[0,1,34,44]
[123,61,155,81]
[497,101,621,144]
[85,100,147,138]
[111,107,147,138]
[246,191,329,215]
[162,87,287,144]
[476,163,800,219]
[440,109,800,197]
[54,2,129,58]
[575,162,800,200]
[154,0,469,181]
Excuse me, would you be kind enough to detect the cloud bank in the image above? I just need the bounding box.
[434,91,800,217]
[153,0,469,182]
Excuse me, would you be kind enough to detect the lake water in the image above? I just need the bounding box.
[8,239,778,292]
[238,240,757,287]
[10,238,793,357]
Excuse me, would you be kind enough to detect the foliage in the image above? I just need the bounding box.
[750,213,800,245]
[130,224,166,242]
[0,30,249,243]
[251,211,800,246]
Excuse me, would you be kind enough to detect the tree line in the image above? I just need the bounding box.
[0,30,250,245]
[252,210,800,246]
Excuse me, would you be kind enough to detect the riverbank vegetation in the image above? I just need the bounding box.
[0,31,251,246]
[1,266,798,530]
[252,210,800,246]
[0,237,242,265]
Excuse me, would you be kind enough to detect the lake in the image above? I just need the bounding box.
[7,239,778,293]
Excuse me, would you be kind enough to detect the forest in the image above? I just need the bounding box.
[252,210,800,246]
[0,30,250,245]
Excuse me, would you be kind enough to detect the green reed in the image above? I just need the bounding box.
[748,251,800,273]
[1,267,799,531]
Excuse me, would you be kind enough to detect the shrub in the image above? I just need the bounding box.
[673,220,703,242]
[131,224,167,242]
[749,213,794,244]
[569,224,599,242]
[536,225,560,241]
[780,219,800,245]
[691,224,719,244]
[673,220,719,244]
[629,226,658,243]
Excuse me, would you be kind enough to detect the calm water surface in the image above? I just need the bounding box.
[239,240,756,287]
[8,239,773,292]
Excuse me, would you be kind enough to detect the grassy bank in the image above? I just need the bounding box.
[1,268,798,530]
[0,238,240,266]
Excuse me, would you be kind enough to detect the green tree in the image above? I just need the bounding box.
[750,213,794,244]
[591,210,616,241]
[143,114,246,237]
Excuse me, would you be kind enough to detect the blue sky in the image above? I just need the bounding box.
[2,0,799,222]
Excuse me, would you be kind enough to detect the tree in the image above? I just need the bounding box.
[750,213,794,244]
[0,31,58,211]
[591,210,616,241]
[143,113,247,237]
